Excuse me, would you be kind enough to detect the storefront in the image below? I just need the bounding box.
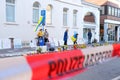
[82,8,99,43]
[104,20,120,42]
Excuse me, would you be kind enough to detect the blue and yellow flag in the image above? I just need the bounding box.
[34,16,43,32]
[34,10,46,32]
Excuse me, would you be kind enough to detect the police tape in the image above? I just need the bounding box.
[26,50,84,80]
[0,44,120,80]
[82,45,113,67]
[0,50,84,80]
[112,44,120,57]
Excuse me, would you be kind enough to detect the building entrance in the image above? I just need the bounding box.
[107,24,120,42]
[83,28,95,43]
[115,26,118,41]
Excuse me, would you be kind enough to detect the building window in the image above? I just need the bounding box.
[100,6,105,15]
[73,10,77,27]
[86,12,93,16]
[108,24,115,41]
[6,0,15,22]
[117,9,119,17]
[83,28,87,39]
[33,2,40,23]
[112,7,115,16]
[118,9,120,17]
[46,5,52,25]
[63,8,68,26]
[115,8,118,17]
[108,6,112,15]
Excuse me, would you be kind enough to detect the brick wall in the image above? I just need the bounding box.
[100,15,107,25]
[83,15,120,24]
[100,15,120,24]
[106,15,120,21]
[84,15,120,25]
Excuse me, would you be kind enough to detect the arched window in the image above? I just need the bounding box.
[63,8,68,26]
[46,5,52,25]
[33,2,40,23]
[84,12,95,23]
[73,10,77,27]
[6,0,15,22]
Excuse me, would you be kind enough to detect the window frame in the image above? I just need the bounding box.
[108,6,112,16]
[111,7,115,16]
[100,6,105,15]
[32,2,40,23]
[118,9,120,17]
[115,8,118,17]
[63,8,68,26]
[6,0,15,22]
[73,10,77,27]
[46,5,52,25]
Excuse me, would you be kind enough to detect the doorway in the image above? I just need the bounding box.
[115,26,118,41]
[83,28,95,43]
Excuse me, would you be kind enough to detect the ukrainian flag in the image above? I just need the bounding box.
[34,16,43,32]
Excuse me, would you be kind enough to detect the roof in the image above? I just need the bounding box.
[85,0,120,7]
[82,0,100,8]
[85,0,107,5]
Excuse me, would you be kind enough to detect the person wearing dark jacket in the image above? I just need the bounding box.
[63,29,68,45]
[88,29,92,44]
[44,29,49,45]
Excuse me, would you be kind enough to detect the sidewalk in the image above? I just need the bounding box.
[0,42,113,58]
[0,47,36,58]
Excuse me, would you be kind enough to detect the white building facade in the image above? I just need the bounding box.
[0,0,100,48]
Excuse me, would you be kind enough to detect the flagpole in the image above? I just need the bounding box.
[42,25,44,31]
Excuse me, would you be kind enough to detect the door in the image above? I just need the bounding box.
[91,28,95,42]
[108,28,115,41]
[83,28,88,43]
[115,26,118,41]
[83,28,95,43]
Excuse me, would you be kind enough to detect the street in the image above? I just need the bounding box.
[70,57,120,80]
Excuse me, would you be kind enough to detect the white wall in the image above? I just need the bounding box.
[46,0,83,42]
[0,0,37,41]
[82,3,100,42]
[0,0,100,45]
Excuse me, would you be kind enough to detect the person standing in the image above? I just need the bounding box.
[37,29,44,46]
[37,29,44,38]
[63,29,68,45]
[44,29,49,45]
[87,29,92,44]
[73,33,78,44]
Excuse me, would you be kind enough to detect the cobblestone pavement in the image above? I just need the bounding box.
[69,57,120,80]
